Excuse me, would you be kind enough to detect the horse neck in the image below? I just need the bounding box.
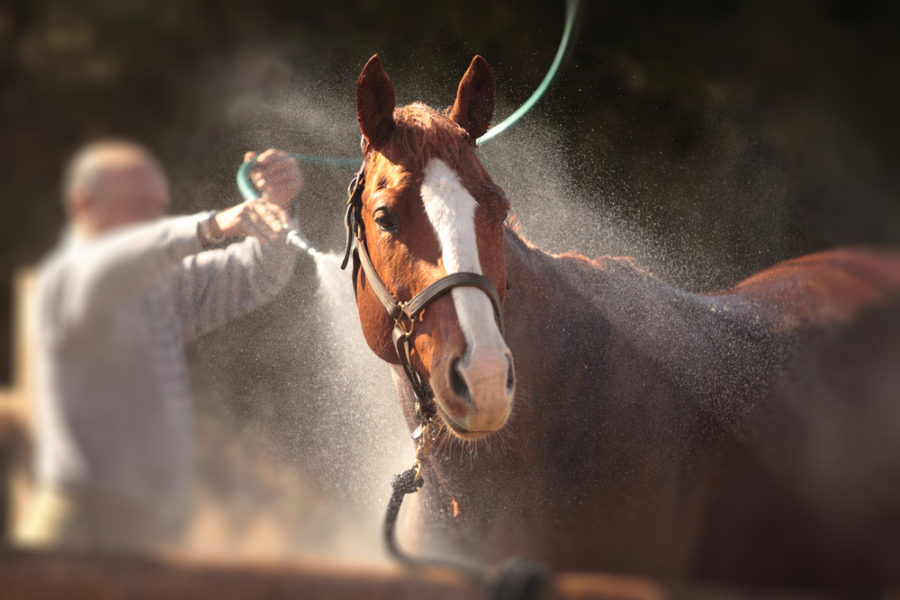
[502,228,691,369]
[501,228,772,416]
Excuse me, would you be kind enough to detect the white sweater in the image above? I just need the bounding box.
[32,213,297,524]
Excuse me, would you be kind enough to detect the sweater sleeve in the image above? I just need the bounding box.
[38,214,207,343]
[172,224,298,342]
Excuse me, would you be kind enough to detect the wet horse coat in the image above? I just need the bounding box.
[352,55,900,588]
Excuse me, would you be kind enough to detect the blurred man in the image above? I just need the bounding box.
[18,139,303,551]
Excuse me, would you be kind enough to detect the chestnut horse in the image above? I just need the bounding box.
[349,54,900,589]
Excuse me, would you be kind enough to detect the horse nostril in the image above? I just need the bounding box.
[505,355,515,392]
[450,358,471,403]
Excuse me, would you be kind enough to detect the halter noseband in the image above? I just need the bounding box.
[340,159,504,414]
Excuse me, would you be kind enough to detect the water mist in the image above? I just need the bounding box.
[180,44,686,565]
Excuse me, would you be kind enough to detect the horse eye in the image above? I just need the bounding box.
[374,208,399,232]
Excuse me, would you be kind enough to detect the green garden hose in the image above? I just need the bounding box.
[237,0,581,202]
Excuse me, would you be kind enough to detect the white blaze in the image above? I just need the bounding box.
[420,158,508,363]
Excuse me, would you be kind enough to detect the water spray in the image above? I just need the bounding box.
[235,0,582,263]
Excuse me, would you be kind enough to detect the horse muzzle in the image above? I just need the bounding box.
[434,344,516,439]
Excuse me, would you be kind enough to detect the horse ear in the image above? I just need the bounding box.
[449,55,494,140]
[357,54,396,149]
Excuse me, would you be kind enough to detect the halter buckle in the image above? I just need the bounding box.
[393,303,415,337]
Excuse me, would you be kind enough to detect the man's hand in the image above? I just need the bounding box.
[244,149,303,209]
[208,149,302,243]
[213,199,289,242]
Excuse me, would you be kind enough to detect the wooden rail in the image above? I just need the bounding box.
[0,546,838,600]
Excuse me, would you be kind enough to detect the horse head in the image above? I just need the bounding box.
[351,54,515,440]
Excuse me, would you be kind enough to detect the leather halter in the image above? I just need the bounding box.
[340,159,504,413]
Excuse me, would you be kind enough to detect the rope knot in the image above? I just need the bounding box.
[391,466,424,496]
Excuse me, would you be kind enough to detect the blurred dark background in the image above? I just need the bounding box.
[4,0,899,274]
[1,0,899,554]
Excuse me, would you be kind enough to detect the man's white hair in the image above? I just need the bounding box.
[60,138,159,211]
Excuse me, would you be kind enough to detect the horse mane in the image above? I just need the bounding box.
[502,220,654,281]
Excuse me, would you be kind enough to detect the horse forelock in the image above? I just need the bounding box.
[386,102,470,170]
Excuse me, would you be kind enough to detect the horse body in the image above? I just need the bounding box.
[403,236,900,585]
[351,54,900,587]
[399,230,725,576]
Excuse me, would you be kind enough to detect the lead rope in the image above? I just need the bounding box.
[383,409,552,600]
